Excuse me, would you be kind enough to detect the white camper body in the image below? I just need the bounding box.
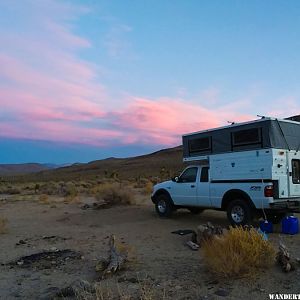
[152,117,300,225]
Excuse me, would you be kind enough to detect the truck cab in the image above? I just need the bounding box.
[151,117,300,225]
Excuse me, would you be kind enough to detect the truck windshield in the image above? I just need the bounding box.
[292,160,300,184]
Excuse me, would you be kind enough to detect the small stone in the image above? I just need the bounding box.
[214,288,230,297]
[50,247,58,252]
[17,261,24,266]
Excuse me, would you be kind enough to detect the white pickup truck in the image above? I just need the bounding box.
[151,118,300,225]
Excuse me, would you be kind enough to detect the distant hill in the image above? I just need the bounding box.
[0,163,53,176]
[10,146,184,182]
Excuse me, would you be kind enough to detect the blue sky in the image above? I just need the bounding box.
[0,0,299,163]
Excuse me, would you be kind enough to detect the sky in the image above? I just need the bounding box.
[0,0,300,164]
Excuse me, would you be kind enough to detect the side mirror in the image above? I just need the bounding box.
[171,176,179,182]
[174,176,179,182]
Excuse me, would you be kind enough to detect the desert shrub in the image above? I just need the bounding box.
[202,226,276,278]
[39,182,60,195]
[0,218,8,234]
[143,181,153,195]
[134,177,150,189]
[95,183,134,206]
[1,186,21,195]
[64,182,79,203]
[39,194,49,204]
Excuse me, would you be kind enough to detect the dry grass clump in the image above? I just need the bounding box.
[0,218,8,234]
[76,279,166,300]
[95,183,135,206]
[39,194,49,204]
[0,185,21,195]
[64,182,80,203]
[143,181,153,195]
[202,226,276,278]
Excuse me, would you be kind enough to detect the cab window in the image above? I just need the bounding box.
[200,167,209,182]
[179,167,198,183]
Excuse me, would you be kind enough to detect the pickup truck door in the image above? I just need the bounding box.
[171,166,198,206]
[197,167,211,207]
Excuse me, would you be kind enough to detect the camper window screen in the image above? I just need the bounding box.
[292,160,300,184]
[232,128,261,146]
[189,137,211,153]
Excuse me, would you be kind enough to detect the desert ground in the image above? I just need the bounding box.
[0,186,299,300]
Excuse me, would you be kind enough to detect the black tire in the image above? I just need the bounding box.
[155,194,174,218]
[266,212,286,224]
[188,207,204,215]
[227,199,253,226]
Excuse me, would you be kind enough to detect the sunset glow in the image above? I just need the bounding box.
[1,0,300,163]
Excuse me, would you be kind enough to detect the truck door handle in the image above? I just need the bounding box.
[191,185,195,188]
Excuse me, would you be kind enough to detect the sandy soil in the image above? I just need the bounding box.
[0,195,299,299]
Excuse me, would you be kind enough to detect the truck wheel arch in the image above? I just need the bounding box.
[221,189,255,210]
[152,189,174,204]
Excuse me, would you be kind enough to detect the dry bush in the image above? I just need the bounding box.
[133,177,149,189]
[202,226,276,278]
[76,280,166,300]
[0,218,8,234]
[63,182,79,203]
[95,183,135,206]
[39,194,49,204]
[0,185,21,195]
[143,181,153,195]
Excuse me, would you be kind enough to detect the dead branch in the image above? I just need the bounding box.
[276,242,296,272]
[96,235,128,278]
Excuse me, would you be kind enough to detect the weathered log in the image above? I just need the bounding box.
[196,222,224,246]
[276,242,296,272]
[97,235,128,277]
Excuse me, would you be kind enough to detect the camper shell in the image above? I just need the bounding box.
[182,118,300,160]
[151,117,300,225]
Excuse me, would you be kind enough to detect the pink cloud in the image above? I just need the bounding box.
[111,97,254,145]
[0,0,258,150]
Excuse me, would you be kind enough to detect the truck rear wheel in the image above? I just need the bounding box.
[227,199,253,226]
[155,194,174,218]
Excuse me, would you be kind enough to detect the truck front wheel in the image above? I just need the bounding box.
[155,194,174,218]
[227,199,253,226]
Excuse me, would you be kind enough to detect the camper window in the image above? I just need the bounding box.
[232,128,261,147]
[292,159,300,184]
[189,137,211,153]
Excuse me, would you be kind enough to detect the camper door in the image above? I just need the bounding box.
[288,152,300,197]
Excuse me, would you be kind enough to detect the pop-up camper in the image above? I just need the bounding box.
[151,117,300,225]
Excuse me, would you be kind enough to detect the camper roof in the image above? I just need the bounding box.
[182,117,299,137]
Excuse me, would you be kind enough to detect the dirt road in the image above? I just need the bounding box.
[0,198,299,299]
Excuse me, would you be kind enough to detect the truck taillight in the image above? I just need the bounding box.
[264,185,274,197]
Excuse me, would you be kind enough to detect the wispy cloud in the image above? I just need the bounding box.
[0,0,269,150]
[103,23,133,58]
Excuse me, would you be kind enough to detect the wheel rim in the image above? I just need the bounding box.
[231,205,245,223]
[157,199,167,213]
